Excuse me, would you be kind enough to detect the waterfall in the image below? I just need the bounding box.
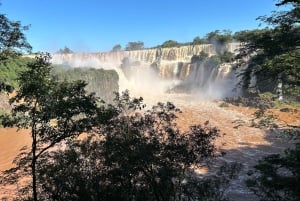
[51,43,240,99]
[51,44,214,65]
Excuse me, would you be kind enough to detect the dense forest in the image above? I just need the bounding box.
[0,0,299,201]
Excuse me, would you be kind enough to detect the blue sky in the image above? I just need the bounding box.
[1,0,282,53]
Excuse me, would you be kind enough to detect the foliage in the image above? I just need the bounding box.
[219,51,234,63]
[33,90,236,201]
[247,143,300,201]
[111,44,122,52]
[250,108,278,129]
[235,0,300,100]
[0,109,12,126]
[206,30,233,45]
[205,30,233,54]
[125,41,144,51]
[224,94,276,109]
[0,10,31,92]
[52,66,119,103]
[184,162,242,201]
[0,56,32,90]
[56,46,73,54]
[191,51,209,63]
[0,53,106,201]
[159,40,180,48]
[0,13,31,60]
[193,36,207,45]
[150,31,233,50]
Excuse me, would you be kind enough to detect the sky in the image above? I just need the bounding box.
[1,0,283,53]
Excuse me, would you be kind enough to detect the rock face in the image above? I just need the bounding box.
[53,67,119,103]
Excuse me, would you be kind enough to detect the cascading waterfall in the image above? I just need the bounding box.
[51,43,241,99]
[52,44,214,66]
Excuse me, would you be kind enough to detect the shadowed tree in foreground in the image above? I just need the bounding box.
[247,143,300,201]
[0,53,115,201]
[234,0,300,99]
[35,91,241,201]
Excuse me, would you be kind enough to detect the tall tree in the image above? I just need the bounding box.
[192,36,207,45]
[125,41,144,51]
[205,30,233,45]
[0,11,31,92]
[243,1,300,199]
[0,13,31,60]
[2,53,103,201]
[160,40,180,48]
[57,46,73,54]
[33,91,240,201]
[111,44,122,52]
[235,0,300,99]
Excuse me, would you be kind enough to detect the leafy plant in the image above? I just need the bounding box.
[1,53,104,201]
[35,91,237,201]
[247,143,300,201]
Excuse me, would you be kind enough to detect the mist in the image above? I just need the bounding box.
[51,54,179,103]
[50,43,241,103]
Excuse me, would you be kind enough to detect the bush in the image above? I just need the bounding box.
[247,144,300,201]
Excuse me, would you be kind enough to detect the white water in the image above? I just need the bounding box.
[51,43,241,101]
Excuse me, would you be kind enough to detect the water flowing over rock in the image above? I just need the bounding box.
[51,43,242,99]
[52,44,214,65]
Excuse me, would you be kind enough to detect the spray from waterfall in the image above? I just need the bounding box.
[51,53,177,102]
[51,43,242,102]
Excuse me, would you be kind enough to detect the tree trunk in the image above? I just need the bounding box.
[31,128,38,201]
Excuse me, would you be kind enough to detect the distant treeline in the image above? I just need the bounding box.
[111,30,237,51]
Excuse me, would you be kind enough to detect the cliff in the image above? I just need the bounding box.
[53,67,119,103]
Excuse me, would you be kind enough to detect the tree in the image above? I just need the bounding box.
[35,91,240,201]
[0,10,31,92]
[0,56,32,92]
[125,41,144,51]
[57,46,73,54]
[246,143,300,201]
[111,44,122,52]
[1,53,104,201]
[219,51,234,63]
[160,40,180,48]
[191,51,209,63]
[192,36,207,45]
[206,30,233,45]
[0,13,31,60]
[206,30,233,54]
[235,0,300,99]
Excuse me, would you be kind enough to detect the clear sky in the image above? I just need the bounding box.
[1,0,282,53]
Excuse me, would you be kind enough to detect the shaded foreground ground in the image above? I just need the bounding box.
[172,95,299,200]
[0,95,299,200]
